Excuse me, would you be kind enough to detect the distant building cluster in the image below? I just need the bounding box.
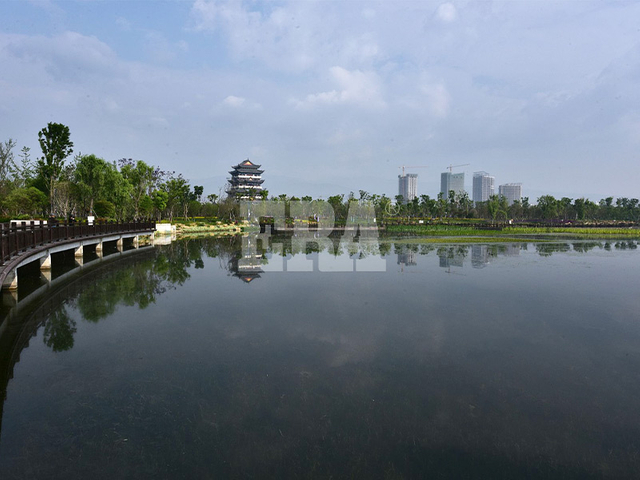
[396,167,523,205]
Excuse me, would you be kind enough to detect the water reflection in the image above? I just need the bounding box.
[1,235,640,478]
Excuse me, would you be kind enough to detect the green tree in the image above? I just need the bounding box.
[15,146,34,188]
[487,195,508,223]
[120,159,156,220]
[537,195,558,219]
[0,138,17,187]
[162,175,191,221]
[193,185,204,202]
[4,186,48,216]
[73,154,111,215]
[152,190,168,220]
[94,199,116,218]
[37,122,73,213]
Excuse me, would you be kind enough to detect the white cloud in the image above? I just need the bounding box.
[435,3,458,23]
[222,95,245,107]
[293,66,385,109]
[3,31,120,82]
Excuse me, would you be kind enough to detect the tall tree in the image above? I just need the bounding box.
[120,159,155,220]
[37,122,73,212]
[73,154,111,215]
[0,138,17,185]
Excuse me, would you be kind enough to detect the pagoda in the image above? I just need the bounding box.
[227,159,264,200]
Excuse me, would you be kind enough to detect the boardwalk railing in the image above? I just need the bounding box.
[0,220,156,266]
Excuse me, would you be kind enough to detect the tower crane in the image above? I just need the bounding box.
[399,165,429,176]
[447,163,470,173]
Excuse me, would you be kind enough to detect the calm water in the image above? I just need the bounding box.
[1,235,640,479]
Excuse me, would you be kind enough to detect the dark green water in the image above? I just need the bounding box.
[1,235,639,479]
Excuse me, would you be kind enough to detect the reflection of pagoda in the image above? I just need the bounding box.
[228,236,264,283]
[227,159,264,200]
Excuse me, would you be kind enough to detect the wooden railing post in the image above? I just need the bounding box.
[0,223,6,265]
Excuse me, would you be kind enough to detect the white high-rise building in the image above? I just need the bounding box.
[398,174,418,202]
[472,171,495,203]
[441,172,465,197]
[499,183,522,205]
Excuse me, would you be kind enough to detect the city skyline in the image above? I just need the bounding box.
[1,1,639,202]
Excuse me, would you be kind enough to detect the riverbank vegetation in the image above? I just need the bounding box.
[2,124,639,232]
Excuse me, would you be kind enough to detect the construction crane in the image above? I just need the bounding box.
[447,163,470,173]
[399,165,428,176]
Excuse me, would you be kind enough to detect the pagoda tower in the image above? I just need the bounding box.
[226,159,264,200]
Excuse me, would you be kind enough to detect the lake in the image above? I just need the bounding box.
[1,234,639,479]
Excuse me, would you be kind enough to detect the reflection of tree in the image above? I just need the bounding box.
[43,308,76,352]
[535,243,571,257]
[75,243,196,325]
[615,240,638,250]
[572,242,603,253]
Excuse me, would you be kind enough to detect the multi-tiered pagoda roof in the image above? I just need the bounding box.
[227,159,265,200]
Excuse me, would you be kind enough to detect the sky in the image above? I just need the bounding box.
[1,0,639,202]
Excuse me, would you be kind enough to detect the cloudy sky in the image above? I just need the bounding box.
[1,0,639,201]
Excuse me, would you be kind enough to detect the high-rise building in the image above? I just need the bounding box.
[472,171,495,203]
[441,172,465,197]
[498,183,522,205]
[398,174,418,202]
[227,159,265,200]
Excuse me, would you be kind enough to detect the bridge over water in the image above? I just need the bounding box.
[0,221,156,292]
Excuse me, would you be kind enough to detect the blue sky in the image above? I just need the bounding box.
[1,0,639,201]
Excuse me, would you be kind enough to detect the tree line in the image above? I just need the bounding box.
[1,123,638,223]
[0,123,222,222]
[253,190,640,224]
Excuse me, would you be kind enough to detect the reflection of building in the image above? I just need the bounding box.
[229,236,264,283]
[397,251,417,266]
[503,244,522,257]
[438,248,465,268]
[441,172,465,196]
[498,183,522,205]
[472,171,494,203]
[227,159,265,200]
[398,174,418,202]
[471,244,490,268]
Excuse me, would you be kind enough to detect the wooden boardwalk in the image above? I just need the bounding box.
[0,220,156,291]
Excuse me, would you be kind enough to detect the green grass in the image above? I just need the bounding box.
[385,224,640,239]
[503,226,640,236]
[387,236,539,244]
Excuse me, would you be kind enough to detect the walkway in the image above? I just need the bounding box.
[0,220,156,291]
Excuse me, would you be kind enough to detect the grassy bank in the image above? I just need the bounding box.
[167,219,246,236]
[384,224,640,239]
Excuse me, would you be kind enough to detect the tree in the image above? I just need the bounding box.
[193,185,204,202]
[0,138,17,186]
[537,195,558,219]
[37,122,74,212]
[152,190,168,220]
[162,174,191,221]
[120,159,156,220]
[15,146,34,188]
[487,195,508,223]
[73,154,111,215]
[4,186,48,216]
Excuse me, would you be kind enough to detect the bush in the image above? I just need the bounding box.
[94,200,116,218]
